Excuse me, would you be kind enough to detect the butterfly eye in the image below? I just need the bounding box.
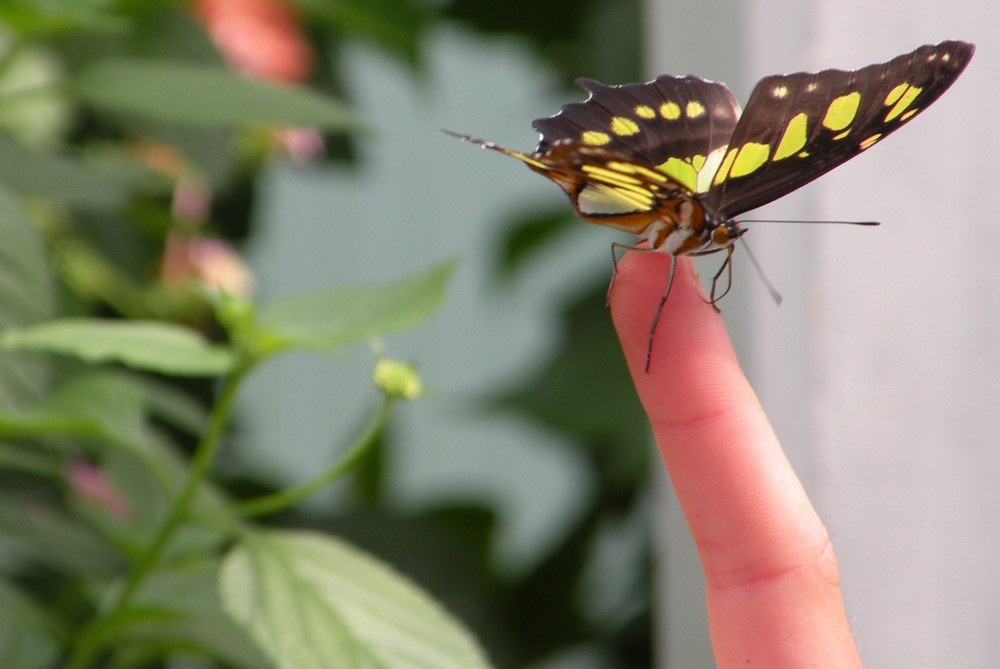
[711,226,731,246]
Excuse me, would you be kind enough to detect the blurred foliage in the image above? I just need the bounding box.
[443,4,653,665]
[443,0,643,87]
[0,0,652,667]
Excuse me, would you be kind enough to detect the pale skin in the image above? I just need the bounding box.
[608,251,863,668]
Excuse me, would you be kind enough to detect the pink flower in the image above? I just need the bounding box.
[161,234,253,297]
[170,177,212,222]
[192,0,315,83]
[67,462,131,519]
[274,126,325,162]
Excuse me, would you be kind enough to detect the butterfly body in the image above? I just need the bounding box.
[448,40,974,369]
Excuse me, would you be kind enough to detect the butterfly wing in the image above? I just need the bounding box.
[532,75,742,195]
[705,40,974,218]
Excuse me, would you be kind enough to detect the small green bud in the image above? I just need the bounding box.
[373,358,423,399]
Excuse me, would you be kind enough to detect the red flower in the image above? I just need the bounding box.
[192,0,315,83]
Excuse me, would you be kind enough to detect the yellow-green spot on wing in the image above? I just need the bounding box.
[654,153,715,194]
[581,130,611,145]
[685,100,706,119]
[581,163,643,187]
[884,82,910,106]
[859,133,882,150]
[696,147,728,193]
[660,101,681,120]
[729,142,771,178]
[773,112,808,160]
[885,85,922,122]
[656,157,698,192]
[610,116,640,135]
[606,161,669,184]
[576,182,654,216]
[822,91,861,131]
[713,147,738,186]
[634,104,656,119]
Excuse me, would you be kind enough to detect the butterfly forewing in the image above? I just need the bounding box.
[707,40,974,217]
[532,76,742,194]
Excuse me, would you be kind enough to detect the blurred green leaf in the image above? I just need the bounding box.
[443,0,641,85]
[0,34,72,144]
[0,137,149,211]
[494,286,649,487]
[0,319,235,376]
[220,529,492,669]
[74,58,365,130]
[0,372,148,451]
[0,577,60,669]
[129,374,209,437]
[494,207,575,279]
[0,495,123,576]
[301,0,426,64]
[0,188,54,409]
[257,261,454,354]
[118,560,270,669]
[0,0,124,36]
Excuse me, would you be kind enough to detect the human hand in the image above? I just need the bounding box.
[609,252,863,668]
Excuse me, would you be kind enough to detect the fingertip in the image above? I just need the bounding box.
[609,252,743,428]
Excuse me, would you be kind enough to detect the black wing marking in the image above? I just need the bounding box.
[707,40,974,217]
[531,75,742,192]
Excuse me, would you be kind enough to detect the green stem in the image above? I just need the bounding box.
[234,393,394,518]
[64,362,252,669]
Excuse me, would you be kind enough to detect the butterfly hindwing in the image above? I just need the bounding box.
[707,40,974,217]
[532,75,742,194]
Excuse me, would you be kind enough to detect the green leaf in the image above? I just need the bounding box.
[219,529,491,669]
[0,371,148,447]
[302,0,426,64]
[118,560,270,669]
[0,137,148,211]
[0,319,235,376]
[74,58,365,130]
[0,496,123,576]
[0,34,72,144]
[257,261,454,355]
[0,578,60,669]
[0,188,54,409]
[0,0,123,36]
[494,207,575,279]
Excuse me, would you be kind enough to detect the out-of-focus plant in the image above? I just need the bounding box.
[0,1,489,667]
[0,0,654,666]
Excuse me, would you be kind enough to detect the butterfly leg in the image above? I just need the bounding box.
[708,245,735,311]
[645,254,678,372]
[606,242,628,306]
[606,241,651,306]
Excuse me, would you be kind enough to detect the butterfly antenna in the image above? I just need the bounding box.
[740,219,880,226]
[735,218,879,304]
[739,237,782,305]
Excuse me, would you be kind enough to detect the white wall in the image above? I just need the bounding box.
[648,1,999,667]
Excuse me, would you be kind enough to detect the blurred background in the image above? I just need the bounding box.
[1,0,997,667]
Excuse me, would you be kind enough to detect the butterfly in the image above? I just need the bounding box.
[447,40,974,371]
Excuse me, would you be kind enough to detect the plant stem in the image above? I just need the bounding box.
[234,393,394,518]
[64,362,252,669]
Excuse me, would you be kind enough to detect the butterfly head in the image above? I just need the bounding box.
[644,196,745,258]
[699,209,745,255]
